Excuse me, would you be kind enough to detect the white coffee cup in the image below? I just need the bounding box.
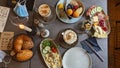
[38,4,51,17]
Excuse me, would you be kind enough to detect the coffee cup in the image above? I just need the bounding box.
[38,4,51,17]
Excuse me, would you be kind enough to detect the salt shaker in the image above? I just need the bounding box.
[38,23,44,28]
[40,29,50,38]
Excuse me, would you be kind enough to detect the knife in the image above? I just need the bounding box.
[86,38,103,51]
[84,41,104,62]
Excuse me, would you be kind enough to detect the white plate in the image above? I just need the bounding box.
[56,0,85,24]
[62,47,92,68]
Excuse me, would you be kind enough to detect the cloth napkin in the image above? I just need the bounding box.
[0,50,6,62]
[80,37,102,54]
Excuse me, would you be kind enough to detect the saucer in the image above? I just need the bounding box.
[34,5,56,24]
[56,28,78,49]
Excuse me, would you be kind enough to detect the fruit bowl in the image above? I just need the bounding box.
[56,0,85,23]
[65,0,85,18]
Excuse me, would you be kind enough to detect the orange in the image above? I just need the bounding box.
[67,9,73,16]
[58,3,64,9]
[73,11,79,18]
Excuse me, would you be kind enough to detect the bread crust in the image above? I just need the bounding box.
[14,34,34,52]
[16,50,33,61]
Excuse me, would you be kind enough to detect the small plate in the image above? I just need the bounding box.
[56,28,78,49]
[62,47,92,68]
[56,0,85,24]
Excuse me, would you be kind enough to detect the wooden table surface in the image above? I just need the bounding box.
[0,0,108,68]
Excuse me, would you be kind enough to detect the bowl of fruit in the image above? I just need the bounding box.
[65,0,85,18]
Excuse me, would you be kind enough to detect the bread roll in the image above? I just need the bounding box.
[22,35,34,49]
[16,50,33,61]
[14,35,23,52]
[14,34,34,52]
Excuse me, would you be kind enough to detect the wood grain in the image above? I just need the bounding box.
[108,0,120,68]
[0,0,7,6]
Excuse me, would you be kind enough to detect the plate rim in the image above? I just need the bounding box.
[62,47,92,68]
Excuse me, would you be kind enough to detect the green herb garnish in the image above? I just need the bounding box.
[42,40,51,47]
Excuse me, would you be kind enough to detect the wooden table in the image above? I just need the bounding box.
[0,0,108,68]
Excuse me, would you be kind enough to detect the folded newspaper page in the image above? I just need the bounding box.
[0,6,10,32]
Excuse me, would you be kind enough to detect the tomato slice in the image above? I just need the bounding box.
[51,47,57,53]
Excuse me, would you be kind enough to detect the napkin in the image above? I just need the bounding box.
[80,37,102,54]
[0,50,6,62]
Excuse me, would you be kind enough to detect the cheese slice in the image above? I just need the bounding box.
[93,16,99,22]
[93,26,107,38]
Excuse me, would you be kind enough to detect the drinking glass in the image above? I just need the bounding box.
[10,16,29,26]
[2,54,11,68]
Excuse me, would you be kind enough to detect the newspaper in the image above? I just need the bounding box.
[0,6,10,32]
[0,32,14,50]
